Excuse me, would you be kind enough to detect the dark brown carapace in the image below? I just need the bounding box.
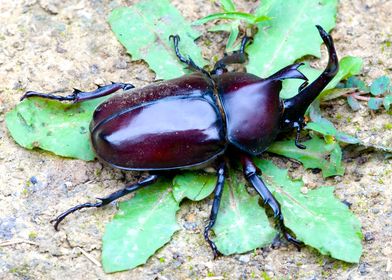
[21,25,338,258]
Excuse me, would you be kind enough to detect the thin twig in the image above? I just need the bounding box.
[0,238,39,247]
[77,247,101,267]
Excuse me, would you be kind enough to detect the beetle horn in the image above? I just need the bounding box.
[267,62,308,82]
[281,25,339,130]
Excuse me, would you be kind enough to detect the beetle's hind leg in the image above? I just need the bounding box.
[204,162,226,259]
[20,82,134,103]
[211,35,252,75]
[240,154,303,248]
[51,174,159,230]
[169,35,211,77]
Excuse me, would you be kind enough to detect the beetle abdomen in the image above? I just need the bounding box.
[91,96,226,170]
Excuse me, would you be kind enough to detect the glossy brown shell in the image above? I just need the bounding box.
[90,74,225,170]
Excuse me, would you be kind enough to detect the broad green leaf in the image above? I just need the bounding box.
[108,0,205,80]
[368,97,383,110]
[254,159,362,263]
[267,136,344,177]
[102,180,179,273]
[247,0,338,77]
[220,0,236,12]
[172,172,216,202]
[370,76,390,96]
[281,56,363,99]
[194,12,270,25]
[213,169,276,255]
[383,95,392,110]
[5,97,107,160]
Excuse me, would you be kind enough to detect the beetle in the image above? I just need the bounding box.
[21,25,338,257]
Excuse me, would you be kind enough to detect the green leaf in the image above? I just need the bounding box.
[108,0,205,80]
[370,76,390,96]
[281,56,362,99]
[226,22,240,52]
[267,136,344,177]
[346,76,369,92]
[194,12,269,25]
[220,0,236,12]
[307,102,359,144]
[5,97,106,161]
[172,172,216,202]
[208,23,233,32]
[102,180,179,273]
[247,0,338,77]
[347,95,361,111]
[254,159,363,263]
[208,21,241,52]
[383,95,392,110]
[368,97,383,110]
[212,169,276,255]
[319,56,363,100]
[306,120,338,136]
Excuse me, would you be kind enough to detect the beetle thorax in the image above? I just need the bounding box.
[215,72,283,155]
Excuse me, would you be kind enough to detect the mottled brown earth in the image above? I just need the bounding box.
[0,0,391,279]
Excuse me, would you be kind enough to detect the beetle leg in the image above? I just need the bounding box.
[204,162,226,259]
[211,35,252,75]
[169,35,211,77]
[294,121,306,149]
[20,82,134,103]
[240,155,303,248]
[51,174,158,230]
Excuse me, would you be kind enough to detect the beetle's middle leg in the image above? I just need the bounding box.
[51,174,159,230]
[20,82,134,103]
[211,35,252,75]
[240,154,303,248]
[204,162,226,258]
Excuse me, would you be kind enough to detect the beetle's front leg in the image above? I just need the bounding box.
[204,162,226,258]
[169,35,211,77]
[52,174,159,230]
[20,82,134,103]
[240,154,303,248]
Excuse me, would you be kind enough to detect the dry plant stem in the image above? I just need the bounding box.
[344,90,384,101]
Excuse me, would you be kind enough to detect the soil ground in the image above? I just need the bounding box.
[0,0,391,279]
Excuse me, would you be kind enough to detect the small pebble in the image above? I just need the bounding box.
[114,59,128,69]
[358,262,369,275]
[341,199,352,208]
[238,255,250,263]
[364,232,375,242]
[30,176,38,185]
[183,221,197,231]
[300,186,309,194]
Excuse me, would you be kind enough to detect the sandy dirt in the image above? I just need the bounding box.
[0,0,391,279]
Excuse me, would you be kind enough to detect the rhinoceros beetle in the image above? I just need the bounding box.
[21,25,338,257]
